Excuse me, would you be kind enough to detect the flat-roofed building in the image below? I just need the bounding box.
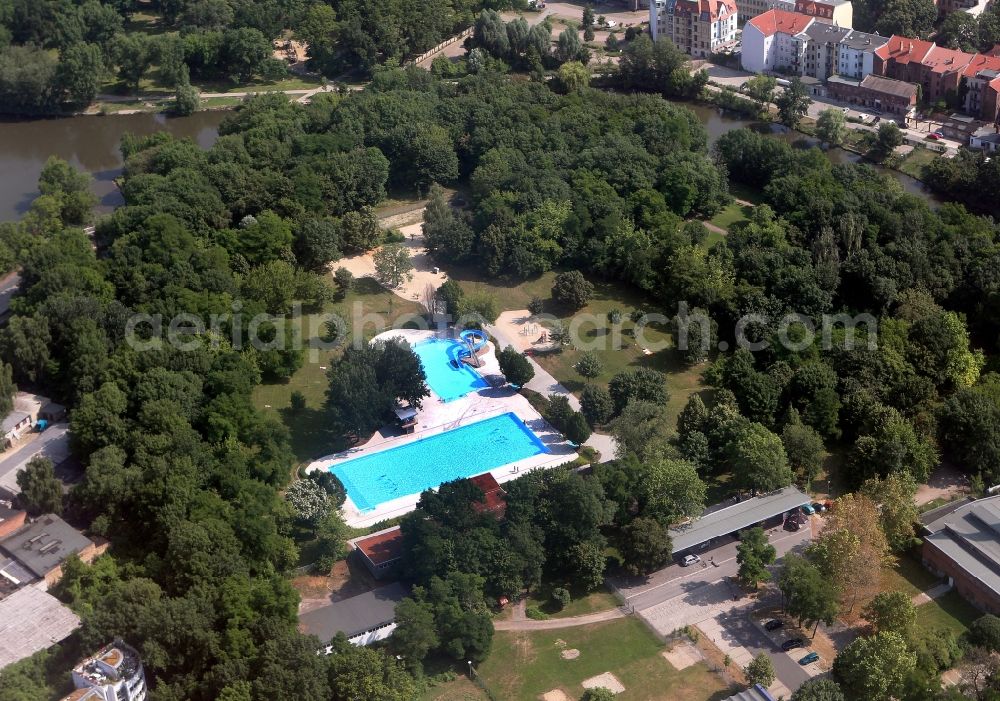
[922,496,1000,614]
[349,526,404,580]
[0,585,80,671]
[300,581,409,647]
[0,514,97,586]
[669,486,810,555]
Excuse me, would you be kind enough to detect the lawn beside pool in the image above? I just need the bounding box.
[474,618,732,701]
[449,270,711,429]
[250,278,424,465]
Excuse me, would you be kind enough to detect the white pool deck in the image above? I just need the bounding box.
[306,328,579,528]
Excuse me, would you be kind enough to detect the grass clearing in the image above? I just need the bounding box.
[476,618,732,701]
[708,202,752,231]
[250,277,424,464]
[420,675,488,701]
[880,552,942,599]
[521,585,621,619]
[915,590,981,637]
[897,146,937,180]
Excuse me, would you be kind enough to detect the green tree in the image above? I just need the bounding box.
[608,368,668,414]
[334,267,354,298]
[437,279,464,318]
[581,385,614,426]
[552,270,594,309]
[778,554,839,636]
[641,456,706,524]
[609,401,669,459]
[559,60,590,91]
[937,11,980,50]
[555,28,583,64]
[55,42,104,105]
[173,79,199,115]
[552,587,571,610]
[745,652,775,688]
[373,243,414,289]
[0,362,15,418]
[619,516,672,576]
[391,597,439,669]
[111,33,151,93]
[874,121,904,159]
[816,108,847,146]
[782,413,825,488]
[582,689,615,701]
[564,411,592,445]
[860,473,919,552]
[968,614,1000,651]
[861,590,915,636]
[221,27,270,82]
[497,346,535,387]
[790,679,845,701]
[833,631,916,701]
[775,77,811,128]
[730,422,793,494]
[743,74,777,115]
[575,352,603,380]
[456,291,500,326]
[737,526,777,589]
[16,456,62,515]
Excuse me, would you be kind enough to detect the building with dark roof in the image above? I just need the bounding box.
[300,581,409,647]
[349,526,404,580]
[669,486,810,555]
[827,73,918,117]
[0,514,96,586]
[723,685,777,701]
[922,496,1000,614]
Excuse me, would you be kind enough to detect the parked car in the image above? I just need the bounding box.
[782,638,806,651]
[681,554,701,567]
[801,503,816,515]
[799,651,820,665]
[765,619,783,631]
[927,132,942,140]
[811,501,826,513]
[784,519,800,532]
[605,19,618,27]
[841,107,850,114]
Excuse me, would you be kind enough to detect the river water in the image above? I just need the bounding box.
[0,111,227,221]
[0,102,932,222]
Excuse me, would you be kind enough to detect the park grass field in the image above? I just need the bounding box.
[914,590,981,637]
[250,277,424,464]
[515,586,621,620]
[473,618,732,701]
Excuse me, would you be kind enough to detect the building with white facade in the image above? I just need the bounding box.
[741,9,816,73]
[64,641,146,701]
[837,29,889,78]
[650,0,739,57]
[802,21,852,79]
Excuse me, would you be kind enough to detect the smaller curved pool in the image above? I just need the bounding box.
[413,338,489,402]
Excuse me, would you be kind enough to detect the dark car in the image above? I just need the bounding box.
[781,638,806,651]
[784,519,800,532]
[764,619,783,631]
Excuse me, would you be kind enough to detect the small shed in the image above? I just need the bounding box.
[393,406,417,434]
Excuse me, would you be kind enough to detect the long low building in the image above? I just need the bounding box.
[922,495,1000,614]
[0,585,81,670]
[299,581,409,647]
[670,486,810,555]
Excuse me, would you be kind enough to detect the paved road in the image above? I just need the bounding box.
[612,526,811,612]
[718,606,814,692]
[0,423,71,494]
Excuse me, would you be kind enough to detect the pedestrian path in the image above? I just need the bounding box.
[912,581,952,606]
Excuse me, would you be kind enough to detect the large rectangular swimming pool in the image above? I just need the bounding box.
[413,338,489,401]
[329,412,548,511]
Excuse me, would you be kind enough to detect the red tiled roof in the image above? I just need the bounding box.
[874,35,934,63]
[674,0,737,20]
[964,53,1000,77]
[746,9,815,37]
[353,527,403,566]
[922,45,974,74]
[470,473,507,517]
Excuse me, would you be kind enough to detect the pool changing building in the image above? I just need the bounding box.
[669,486,812,556]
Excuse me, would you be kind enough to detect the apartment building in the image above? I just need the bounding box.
[650,0,739,57]
[734,0,851,25]
[965,54,1000,123]
[802,22,852,79]
[837,30,889,78]
[741,9,815,73]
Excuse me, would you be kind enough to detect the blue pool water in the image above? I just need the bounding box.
[413,338,489,401]
[329,412,548,511]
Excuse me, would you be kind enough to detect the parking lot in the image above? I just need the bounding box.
[609,518,817,696]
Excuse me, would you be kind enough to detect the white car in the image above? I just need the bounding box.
[605,19,618,28]
[681,554,701,567]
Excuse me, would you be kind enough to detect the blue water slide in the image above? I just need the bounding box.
[459,329,488,354]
